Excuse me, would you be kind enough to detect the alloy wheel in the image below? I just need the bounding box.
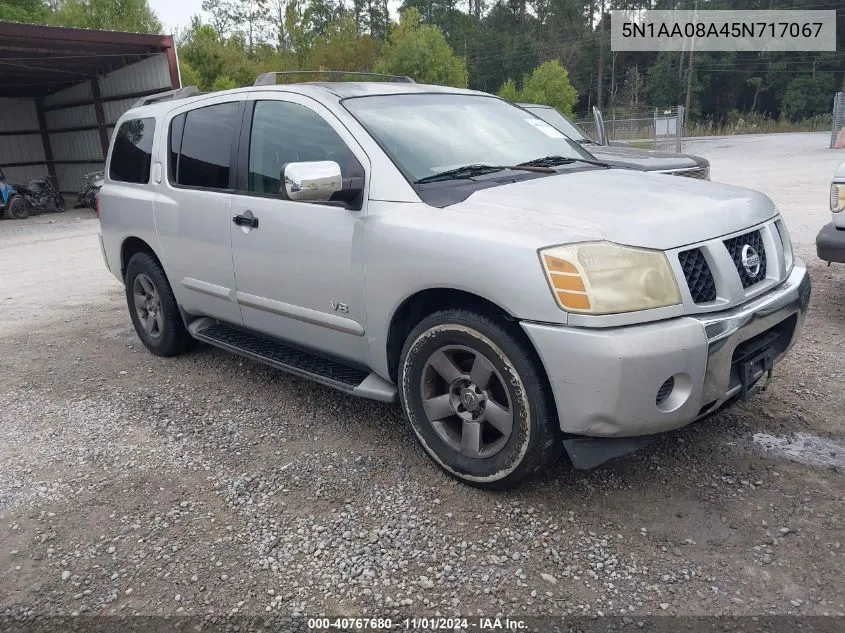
[419,345,514,459]
[132,273,164,340]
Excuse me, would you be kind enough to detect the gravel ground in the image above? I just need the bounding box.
[1,132,844,623]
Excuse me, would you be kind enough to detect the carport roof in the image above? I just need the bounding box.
[0,21,175,98]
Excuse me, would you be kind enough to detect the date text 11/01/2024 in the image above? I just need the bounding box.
[307,617,528,630]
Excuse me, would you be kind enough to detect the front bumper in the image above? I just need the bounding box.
[816,222,845,263]
[521,262,811,438]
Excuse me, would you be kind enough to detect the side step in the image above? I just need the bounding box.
[188,318,397,403]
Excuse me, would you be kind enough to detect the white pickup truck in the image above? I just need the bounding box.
[817,161,845,264]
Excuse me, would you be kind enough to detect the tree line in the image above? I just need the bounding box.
[2,0,844,123]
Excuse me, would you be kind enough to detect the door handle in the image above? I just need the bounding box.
[233,213,259,228]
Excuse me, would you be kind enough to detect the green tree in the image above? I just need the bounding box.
[307,15,381,72]
[177,22,227,90]
[0,0,48,22]
[211,74,237,91]
[201,0,238,37]
[50,0,162,33]
[178,59,203,88]
[374,7,466,87]
[781,73,838,121]
[514,59,577,116]
[646,52,683,110]
[497,78,520,103]
[305,0,345,38]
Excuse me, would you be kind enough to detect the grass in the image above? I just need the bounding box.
[684,113,832,137]
[577,111,833,143]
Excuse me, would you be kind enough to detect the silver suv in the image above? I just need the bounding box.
[98,74,811,488]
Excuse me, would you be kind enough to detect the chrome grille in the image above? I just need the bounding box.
[678,248,717,303]
[724,230,767,289]
[673,167,709,180]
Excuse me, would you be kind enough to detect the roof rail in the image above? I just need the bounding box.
[254,71,415,86]
[132,86,201,109]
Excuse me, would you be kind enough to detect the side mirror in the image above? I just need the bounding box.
[283,161,342,202]
[592,105,609,146]
[281,160,364,209]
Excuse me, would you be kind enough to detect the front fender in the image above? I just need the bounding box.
[363,201,569,378]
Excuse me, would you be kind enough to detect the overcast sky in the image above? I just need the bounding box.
[148,0,203,34]
[147,0,402,35]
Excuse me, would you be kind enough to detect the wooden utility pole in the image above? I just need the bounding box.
[596,0,605,110]
[684,0,698,115]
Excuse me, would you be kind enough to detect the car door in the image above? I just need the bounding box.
[229,92,369,364]
[154,95,246,326]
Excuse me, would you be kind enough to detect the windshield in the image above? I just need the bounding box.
[523,105,592,143]
[343,94,596,183]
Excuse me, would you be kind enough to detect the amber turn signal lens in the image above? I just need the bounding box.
[542,254,591,311]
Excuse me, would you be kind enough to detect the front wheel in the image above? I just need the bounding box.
[399,309,561,489]
[53,195,66,212]
[7,196,30,219]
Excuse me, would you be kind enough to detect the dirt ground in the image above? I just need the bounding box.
[1,132,843,624]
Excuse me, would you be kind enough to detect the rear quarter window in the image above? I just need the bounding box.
[109,117,156,184]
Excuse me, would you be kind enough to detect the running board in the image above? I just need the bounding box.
[188,318,397,403]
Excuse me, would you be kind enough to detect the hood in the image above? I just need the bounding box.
[584,144,707,171]
[448,168,776,251]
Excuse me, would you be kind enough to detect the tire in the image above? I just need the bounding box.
[7,196,30,219]
[124,252,194,357]
[53,195,66,212]
[399,309,561,489]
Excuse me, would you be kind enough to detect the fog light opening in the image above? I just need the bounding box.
[656,376,675,406]
[655,373,693,413]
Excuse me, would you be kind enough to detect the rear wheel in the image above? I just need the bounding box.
[53,195,66,212]
[125,252,194,357]
[399,309,561,489]
[7,196,30,219]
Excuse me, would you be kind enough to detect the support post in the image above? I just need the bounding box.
[90,77,110,161]
[35,97,57,183]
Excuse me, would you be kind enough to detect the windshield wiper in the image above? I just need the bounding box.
[415,163,553,184]
[518,155,611,169]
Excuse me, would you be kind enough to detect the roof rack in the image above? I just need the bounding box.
[132,86,202,109]
[253,71,415,86]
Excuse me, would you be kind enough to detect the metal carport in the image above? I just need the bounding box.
[0,21,180,196]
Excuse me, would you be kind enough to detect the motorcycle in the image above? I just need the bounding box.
[0,167,14,217]
[74,170,104,209]
[5,175,66,219]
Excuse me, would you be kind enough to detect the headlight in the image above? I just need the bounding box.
[831,183,844,213]
[776,219,794,274]
[539,241,681,315]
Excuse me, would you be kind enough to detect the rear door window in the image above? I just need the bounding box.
[109,117,156,184]
[170,102,241,190]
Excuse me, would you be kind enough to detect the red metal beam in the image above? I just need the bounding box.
[0,21,175,51]
[167,43,181,89]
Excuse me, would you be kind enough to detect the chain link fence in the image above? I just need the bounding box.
[576,105,685,152]
[832,92,845,149]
